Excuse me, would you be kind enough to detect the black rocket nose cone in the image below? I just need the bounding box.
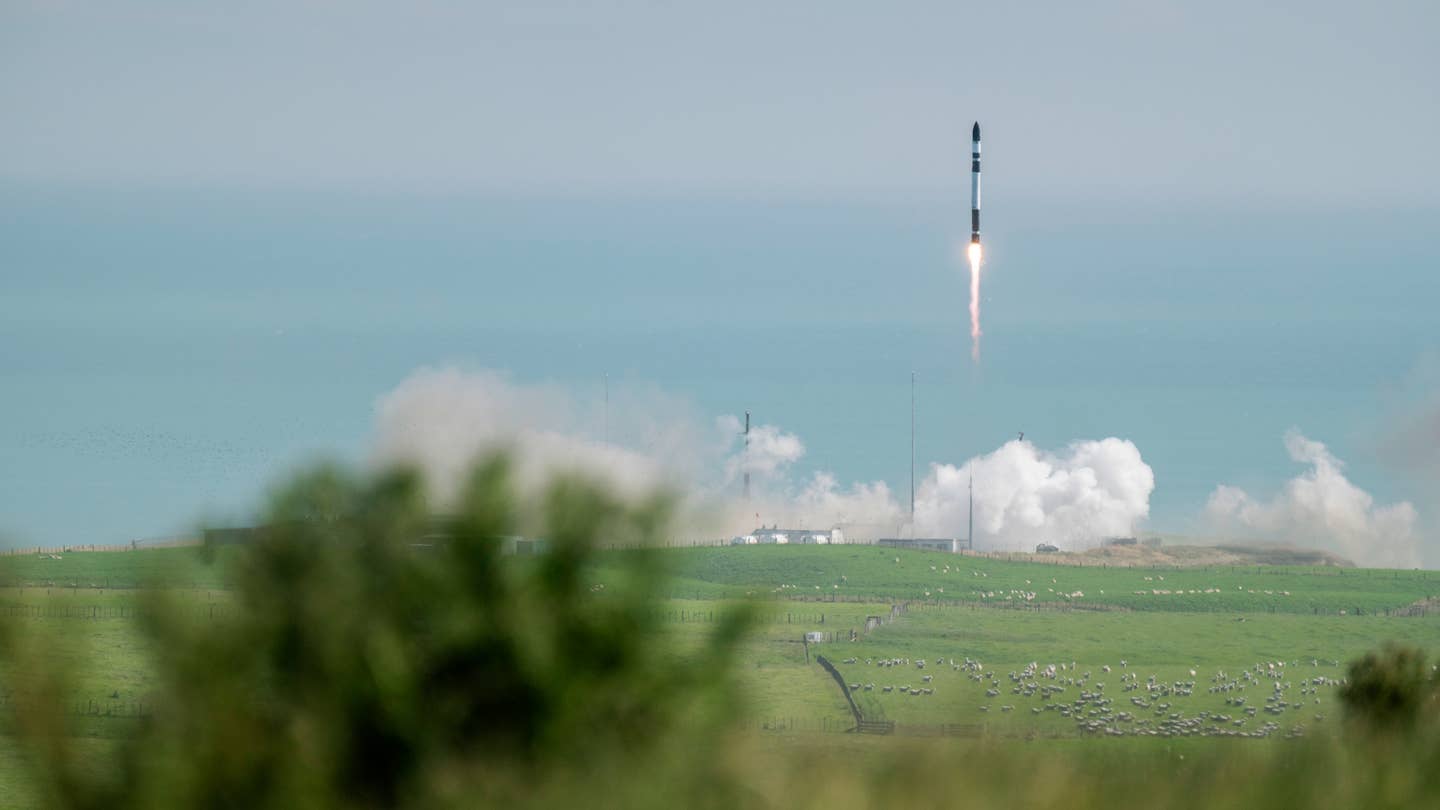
[972,122,980,140]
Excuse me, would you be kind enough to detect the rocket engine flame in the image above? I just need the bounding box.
[966,241,983,361]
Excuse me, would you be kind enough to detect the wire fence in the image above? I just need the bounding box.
[0,539,200,557]
[0,694,154,719]
[0,596,1429,626]
[734,717,1059,738]
[646,608,830,625]
[0,604,231,621]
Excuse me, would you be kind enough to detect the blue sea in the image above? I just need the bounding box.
[2,185,1436,559]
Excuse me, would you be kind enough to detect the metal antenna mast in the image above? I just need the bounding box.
[968,467,974,550]
[743,411,751,502]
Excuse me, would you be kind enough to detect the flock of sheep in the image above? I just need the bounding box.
[840,654,1345,739]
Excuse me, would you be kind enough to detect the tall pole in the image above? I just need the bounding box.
[743,411,751,503]
[603,373,609,444]
[968,467,974,550]
[910,371,916,530]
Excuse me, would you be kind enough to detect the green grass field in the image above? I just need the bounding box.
[0,546,240,591]
[2,545,1439,808]
[614,545,1439,614]
[599,546,1440,738]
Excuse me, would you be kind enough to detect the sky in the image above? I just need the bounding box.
[4,1,1438,199]
[2,2,1439,562]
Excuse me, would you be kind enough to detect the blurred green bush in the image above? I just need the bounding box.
[1340,643,1439,734]
[1,458,748,809]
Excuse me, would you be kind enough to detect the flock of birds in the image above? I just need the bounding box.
[840,655,1345,739]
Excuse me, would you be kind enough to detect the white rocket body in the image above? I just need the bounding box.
[970,122,982,245]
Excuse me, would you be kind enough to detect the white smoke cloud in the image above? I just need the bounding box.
[718,472,906,539]
[696,415,905,537]
[369,367,1156,547]
[716,414,805,484]
[371,368,687,503]
[916,438,1154,548]
[1204,430,1420,568]
[794,473,905,534]
[370,368,809,528]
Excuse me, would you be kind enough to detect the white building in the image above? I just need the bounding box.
[876,537,968,553]
[730,527,843,545]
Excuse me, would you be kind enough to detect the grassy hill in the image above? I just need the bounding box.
[2,543,1439,808]
[4,544,1434,614]
[608,546,1438,615]
[817,608,1440,731]
[0,546,237,590]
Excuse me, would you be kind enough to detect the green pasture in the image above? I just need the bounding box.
[639,598,1440,735]
[831,607,1440,731]
[2,546,1439,753]
[7,544,1437,615]
[612,545,1439,614]
[0,545,1439,809]
[0,587,234,717]
[0,547,238,590]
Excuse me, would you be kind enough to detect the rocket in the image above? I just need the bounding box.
[970,121,982,245]
[966,122,985,361]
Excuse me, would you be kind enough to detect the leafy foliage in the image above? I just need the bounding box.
[1,457,748,809]
[1340,644,1439,734]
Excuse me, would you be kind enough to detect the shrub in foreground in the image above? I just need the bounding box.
[1,458,748,809]
[1340,643,1439,734]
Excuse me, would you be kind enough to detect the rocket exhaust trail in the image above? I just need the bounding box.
[968,122,983,362]
[967,242,982,362]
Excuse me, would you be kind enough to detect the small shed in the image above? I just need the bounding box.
[877,538,965,553]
